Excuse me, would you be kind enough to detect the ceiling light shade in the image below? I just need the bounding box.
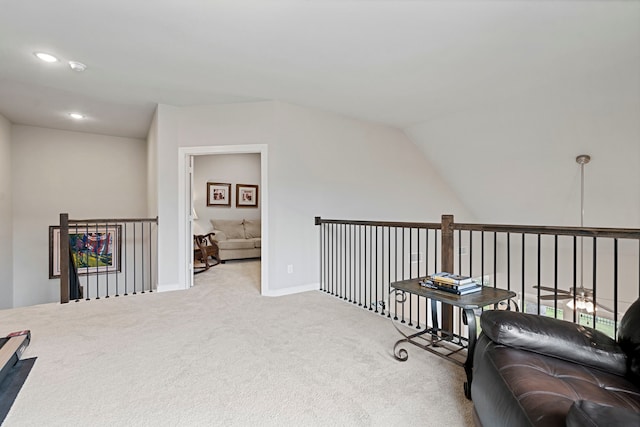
[34,52,59,63]
[68,61,87,72]
[68,112,85,120]
[567,299,594,313]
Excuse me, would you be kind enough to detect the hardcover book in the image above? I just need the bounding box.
[419,279,482,295]
[431,272,477,286]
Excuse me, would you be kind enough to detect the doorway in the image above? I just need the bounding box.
[178,145,269,294]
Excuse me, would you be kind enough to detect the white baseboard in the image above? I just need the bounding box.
[157,283,186,293]
[262,282,320,297]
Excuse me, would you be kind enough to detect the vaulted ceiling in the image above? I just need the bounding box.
[0,1,635,138]
[1,1,638,226]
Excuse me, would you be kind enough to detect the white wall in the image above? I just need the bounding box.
[193,153,261,235]
[147,108,158,217]
[154,101,472,293]
[406,57,640,228]
[406,59,640,309]
[11,126,147,307]
[0,114,12,309]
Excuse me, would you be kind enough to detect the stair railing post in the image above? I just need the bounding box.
[441,214,454,332]
[60,213,70,304]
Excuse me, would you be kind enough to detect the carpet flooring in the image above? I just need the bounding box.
[0,260,474,426]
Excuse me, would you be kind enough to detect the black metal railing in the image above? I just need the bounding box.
[58,213,158,303]
[316,215,640,339]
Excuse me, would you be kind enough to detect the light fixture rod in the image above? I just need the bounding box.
[576,154,590,289]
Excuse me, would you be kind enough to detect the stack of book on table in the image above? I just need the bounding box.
[419,272,482,295]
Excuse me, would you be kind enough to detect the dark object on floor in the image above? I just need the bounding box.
[0,330,36,424]
[193,233,220,273]
[472,299,640,426]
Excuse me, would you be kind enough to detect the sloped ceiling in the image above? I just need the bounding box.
[1,1,638,226]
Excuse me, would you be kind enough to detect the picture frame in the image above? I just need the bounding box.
[207,182,231,206]
[236,184,259,208]
[49,225,122,279]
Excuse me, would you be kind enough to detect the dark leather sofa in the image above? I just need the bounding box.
[471,298,640,426]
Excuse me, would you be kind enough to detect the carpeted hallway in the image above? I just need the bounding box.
[0,260,474,426]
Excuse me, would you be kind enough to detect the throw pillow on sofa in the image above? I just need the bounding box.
[244,220,261,239]
[211,219,245,240]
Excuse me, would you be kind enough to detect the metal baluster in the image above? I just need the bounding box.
[73,223,81,302]
[359,225,363,307]
[401,227,405,323]
[572,236,577,323]
[322,224,327,292]
[347,224,352,302]
[481,231,485,286]
[352,225,357,304]
[493,232,497,288]
[416,228,420,329]
[434,229,438,272]
[334,223,337,297]
[614,239,618,338]
[553,235,558,316]
[374,226,378,312]
[537,234,541,313]
[95,222,100,299]
[521,233,525,312]
[124,223,128,296]
[408,228,413,326]
[336,224,344,298]
[458,230,462,274]
[115,223,120,297]
[105,221,110,298]
[394,227,398,321]
[133,223,137,295]
[387,226,391,318]
[343,223,347,300]
[141,221,145,293]
[469,231,473,276]
[592,238,597,328]
[149,221,153,292]
[368,225,373,310]
[507,233,511,291]
[381,226,386,316]
[85,222,90,300]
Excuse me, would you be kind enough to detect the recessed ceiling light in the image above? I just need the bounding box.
[34,52,59,63]
[69,112,85,120]
[68,61,87,72]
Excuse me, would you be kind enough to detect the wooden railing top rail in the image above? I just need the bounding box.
[314,217,441,229]
[453,223,640,239]
[68,217,159,224]
[315,216,640,240]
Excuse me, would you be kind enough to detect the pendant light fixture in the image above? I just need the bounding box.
[567,154,593,313]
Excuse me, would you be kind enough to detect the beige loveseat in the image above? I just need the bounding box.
[210,219,261,261]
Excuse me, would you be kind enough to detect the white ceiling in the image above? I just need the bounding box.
[1,1,638,139]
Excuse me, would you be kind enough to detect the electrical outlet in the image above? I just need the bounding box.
[460,246,468,255]
[410,252,422,263]
[287,264,293,274]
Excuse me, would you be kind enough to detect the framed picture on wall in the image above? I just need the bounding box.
[207,182,231,206]
[49,225,122,279]
[236,184,259,208]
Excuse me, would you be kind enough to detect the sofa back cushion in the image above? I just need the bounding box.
[618,298,640,385]
[211,219,245,239]
[243,219,261,239]
[481,310,627,376]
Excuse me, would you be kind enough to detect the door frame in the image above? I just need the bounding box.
[178,144,269,294]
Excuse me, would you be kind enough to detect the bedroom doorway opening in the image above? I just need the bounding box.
[178,145,268,295]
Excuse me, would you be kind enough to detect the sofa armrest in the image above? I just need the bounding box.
[481,310,627,376]
[211,229,227,242]
[566,400,640,426]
